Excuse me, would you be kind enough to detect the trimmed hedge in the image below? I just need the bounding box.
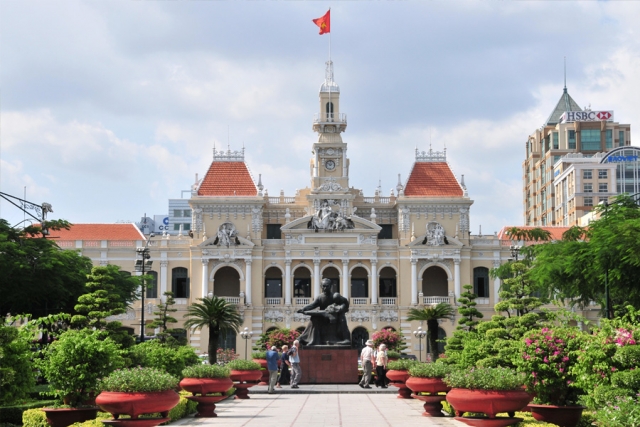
[21,409,47,427]
[0,401,58,426]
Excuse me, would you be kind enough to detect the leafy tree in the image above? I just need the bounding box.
[505,226,552,242]
[0,324,36,405]
[148,291,179,342]
[407,303,455,361]
[183,296,242,365]
[0,219,92,317]
[457,284,484,332]
[128,340,199,378]
[528,194,640,315]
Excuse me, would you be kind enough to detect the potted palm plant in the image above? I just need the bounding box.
[406,362,452,417]
[95,367,180,422]
[226,360,262,399]
[444,366,531,425]
[182,296,242,365]
[407,303,455,362]
[386,359,418,399]
[39,330,124,427]
[180,365,232,417]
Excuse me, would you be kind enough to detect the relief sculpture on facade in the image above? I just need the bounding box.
[425,222,447,246]
[213,222,239,247]
[307,200,355,231]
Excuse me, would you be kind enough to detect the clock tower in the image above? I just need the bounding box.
[311,60,349,192]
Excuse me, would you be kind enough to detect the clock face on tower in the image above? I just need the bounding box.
[325,160,336,171]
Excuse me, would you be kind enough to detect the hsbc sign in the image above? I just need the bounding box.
[560,111,614,123]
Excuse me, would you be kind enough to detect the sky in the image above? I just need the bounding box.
[1,0,639,235]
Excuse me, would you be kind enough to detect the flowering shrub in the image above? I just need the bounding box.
[97,367,179,392]
[443,366,525,390]
[594,395,640,427]
[517,327,583,405]
[216,348,238,365]
[182,364,229,379]
[265,329,300,349]
[371,328,406,352]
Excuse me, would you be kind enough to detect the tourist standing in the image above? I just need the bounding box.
[266,346,279,394]
[277,345,290,387]
[290,340,301,389]
[359,340,374,388]
[374,344,388,388]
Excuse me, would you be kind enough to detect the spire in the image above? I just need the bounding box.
[320,60,340,93]
[544,60,582,126]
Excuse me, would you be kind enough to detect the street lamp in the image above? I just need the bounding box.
[413,326,426,362]
[510,245,521,261]
[0,191,53,236]
[135,234,154,343]
[240,327,252,360]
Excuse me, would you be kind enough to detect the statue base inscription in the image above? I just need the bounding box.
[299,347,359,384]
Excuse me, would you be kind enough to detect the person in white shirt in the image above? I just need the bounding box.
[358,340,375,388]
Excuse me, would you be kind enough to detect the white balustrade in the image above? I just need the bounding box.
[295,298,311,305]
[265,298,282,305]
[475,298,490,305]
[351,298,369,305]
[380,297,397,306]
[220,296,240,305]
[422,296,450,305]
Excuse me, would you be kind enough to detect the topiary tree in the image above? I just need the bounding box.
[457,284,484,332]
[148,291,179,343]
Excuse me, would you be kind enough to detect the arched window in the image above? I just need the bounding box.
[473,267,490,298]
[379,267,397,298]
[351,267,368,298]
[264,267,283,298]
[171,267,189,298]
[422,266,448,296]
[293,267,311,298]
[326,102,334,121]
[213,267,240,297]
[323,266,340,294]
[146,271,158,299]
[351,327,369,352]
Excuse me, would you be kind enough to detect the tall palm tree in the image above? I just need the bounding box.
[183,296,242,365]
[407,303,455,361]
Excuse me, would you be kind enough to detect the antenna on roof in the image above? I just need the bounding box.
[213,143,216,159]
[563,56,567,92]
[227,125,230,152]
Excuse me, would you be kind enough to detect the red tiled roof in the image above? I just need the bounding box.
[47,223,145,240]
[198,162,257,197]
[496,226,572,242]
[404,162,463,197]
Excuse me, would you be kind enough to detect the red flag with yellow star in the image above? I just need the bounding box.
[312,10,330,35]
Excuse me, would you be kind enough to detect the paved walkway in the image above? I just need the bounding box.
[173,391,467,427]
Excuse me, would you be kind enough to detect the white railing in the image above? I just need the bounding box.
[362,197,391,204]
[313,113,347,124]
[220,296,240,305]
[265,298,282,305]
[351,298,369,305]
[268,197,296,204]
[380,298,397,305]
[475,298,490,305]
[295,298,311,305]
[422,296,450,305]
[109,240,135,247]
[174,298,188,305]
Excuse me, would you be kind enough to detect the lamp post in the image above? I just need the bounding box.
[413,326,426,362]
[510,245,521,261]
[240,327,252,360]
[135,234,154,343]
[0,191,53,236]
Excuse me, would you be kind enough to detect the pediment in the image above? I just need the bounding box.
[281,215,382,232]
[407,234,463,248]
[198,234,255,248]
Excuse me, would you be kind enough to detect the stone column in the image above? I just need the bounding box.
[411,258,418,305]
[245,259,252,305]
[342,147,347,176]
[493,260,501,305]
[370,260,378,304]
[342,259,349,299]
[160,260,168,302]
[285,259,292,305]
[454,259,461,300]
[313,259,321,298]
[201,259,209,298]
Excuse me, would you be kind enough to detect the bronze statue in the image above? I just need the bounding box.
[297,278,351,346]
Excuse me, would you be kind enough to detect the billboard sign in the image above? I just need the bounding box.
[154,215,170,233]
[560,111,614,123]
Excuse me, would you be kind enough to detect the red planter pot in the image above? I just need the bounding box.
[406,377,451,395]
[252,359,269,385]
[528,404,586,427]
[179,377,233,396]
[41,407,98,427]
[446,388,532,419]
[95,390,180,419]
[184,395,228,417]
[230,370,262,399]
[386,370,412,399]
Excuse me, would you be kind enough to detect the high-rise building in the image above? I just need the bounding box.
[523,84,631,226]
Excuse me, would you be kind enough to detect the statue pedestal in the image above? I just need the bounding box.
[299,347,359,384]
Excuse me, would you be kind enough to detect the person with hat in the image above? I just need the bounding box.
[266,345,280,394]
[358,340,375,388]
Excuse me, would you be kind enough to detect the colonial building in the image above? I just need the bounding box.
[50,61,546,358]
[523,84,631,226]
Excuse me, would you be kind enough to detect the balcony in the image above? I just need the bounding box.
[220,296,240,305]
[380,297,397,306]
[351,298,369,305]
[295,298,311,306]
[422,296,450,305]
[265,298,282,306]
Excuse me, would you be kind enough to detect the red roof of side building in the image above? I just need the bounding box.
[404,162,463,197]
[46,223,145,241]
[496,226,572,242]
[197,161,257,197]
